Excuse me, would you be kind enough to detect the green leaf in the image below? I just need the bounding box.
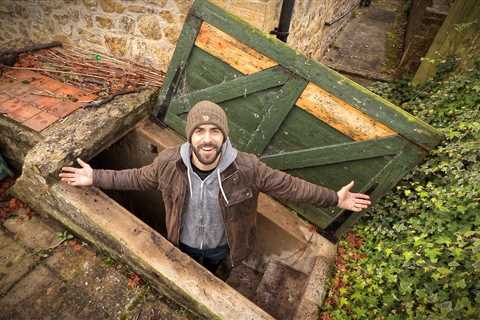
[403,251,414,262]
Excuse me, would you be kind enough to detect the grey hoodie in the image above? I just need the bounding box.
[179,138,238,250]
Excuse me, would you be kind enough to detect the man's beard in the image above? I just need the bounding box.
[192,143,222,166]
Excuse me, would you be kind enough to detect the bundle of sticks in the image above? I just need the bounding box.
[3,44,165,100]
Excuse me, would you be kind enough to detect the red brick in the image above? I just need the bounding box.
[6,102,42,122]
[0,98,23,114]
[44,101,82,118]
[0,81,34,97]
[22,111,59,132]
[33,77,65,93]
[54,85,84,97]
[20,92,42,104]
[0,78,20,93]
[5,69,40,81]
[0,93,12,104]
[33,95,62,109]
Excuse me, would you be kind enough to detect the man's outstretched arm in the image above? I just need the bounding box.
[59,157,160,191]
[255,157,371,212]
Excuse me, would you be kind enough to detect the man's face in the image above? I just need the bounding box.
[190,124,224,166]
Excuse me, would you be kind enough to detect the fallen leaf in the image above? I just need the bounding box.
[46,287,55,295]
[127,273,143,289]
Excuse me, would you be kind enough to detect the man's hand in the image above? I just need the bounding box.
[337,181,371,212]
[59,158,93,187]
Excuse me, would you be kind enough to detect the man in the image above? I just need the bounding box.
[60,101,371,277]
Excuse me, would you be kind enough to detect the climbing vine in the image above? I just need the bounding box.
[321,59,480,319]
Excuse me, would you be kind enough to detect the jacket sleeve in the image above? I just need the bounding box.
[92,156,161,191]
[254,157,338,208]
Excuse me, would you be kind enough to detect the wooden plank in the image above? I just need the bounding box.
[296,82,397,141]
[261,136,406,170]
[153,13,203,118]
[276,155,391,229]
[194,22,278,75]
[264,107,353,155]
[245,76,308,155]
[185,46,242,92]
[173,65,290,114]
[333,143,427,238]
[191,0,443,150]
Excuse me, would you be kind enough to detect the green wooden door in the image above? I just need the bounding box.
[154,0,442,239]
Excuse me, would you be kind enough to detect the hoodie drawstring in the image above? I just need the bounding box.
[217,170,229,205]
[187,166,193,198]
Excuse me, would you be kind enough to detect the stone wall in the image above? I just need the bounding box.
[0,0,355,73]
[0,0,191,71]
[287,0,360,61]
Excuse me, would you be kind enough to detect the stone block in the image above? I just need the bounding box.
[99,0,125,13]
[119,16,136,33]
[104,35,129,57]
[95,15,114,29]
[138,15,163,40]
[159,10,175,24]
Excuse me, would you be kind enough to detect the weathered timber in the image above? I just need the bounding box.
[195,22,278,75]
[296,82,397,141]
[245,75,307,155]
[261,136,406,170]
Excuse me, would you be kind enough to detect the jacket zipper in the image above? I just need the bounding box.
[177,175,187,246]
[200,180,205,250]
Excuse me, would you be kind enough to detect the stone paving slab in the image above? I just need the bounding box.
[0,207,197,320]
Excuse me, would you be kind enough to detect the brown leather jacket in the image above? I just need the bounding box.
[93,145,338,266]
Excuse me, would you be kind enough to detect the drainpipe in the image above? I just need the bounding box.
[270,0,295,42]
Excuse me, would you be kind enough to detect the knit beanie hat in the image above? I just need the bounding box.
[185,101,229,141]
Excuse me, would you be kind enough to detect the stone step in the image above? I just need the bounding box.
[255,260,308,320]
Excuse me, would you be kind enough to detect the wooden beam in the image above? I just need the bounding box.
[194,22,278,75]
[245,76,308,155]
[191,0,443,150]
[261,136,406,170]
[173,65,290,114]
[296,82,397,141]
